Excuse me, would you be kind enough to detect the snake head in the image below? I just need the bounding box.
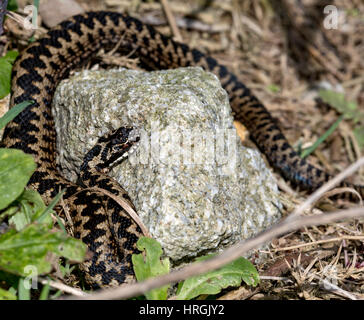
[99,127,140,170]
[82,127,140,173]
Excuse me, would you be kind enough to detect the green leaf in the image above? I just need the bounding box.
[0,287,17,300]
[318,89,362,123]
[0,223,86,276]
[3,50,18,64]
[132,237,170,300]
[6,189,49,231]
[59,262,75,278]
[176,255,259,300]
[7,0,18,12]
[18,278,31,300]
[39,281,50,300]
[0,100,33,130]
[0,148,36,211]
[0,50,19,99]
[0,205,18,223]
[8,207,31,232]
[54,237,87,262]
[267,84,280,93]
[35,190,64,229]
[21,189,49,225]
[0,60,12,100]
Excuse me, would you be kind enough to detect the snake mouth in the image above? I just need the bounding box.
[106,129,141,169]
[116,128,140,153]
[114,138,140,156]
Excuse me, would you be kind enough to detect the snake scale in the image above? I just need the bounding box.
[2,11,363,288]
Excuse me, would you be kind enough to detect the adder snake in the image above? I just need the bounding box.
[2,11,363,288]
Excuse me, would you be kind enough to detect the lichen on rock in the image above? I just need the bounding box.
[52,67,282,261]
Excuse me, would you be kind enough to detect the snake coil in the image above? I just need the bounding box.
[2,11,363,287]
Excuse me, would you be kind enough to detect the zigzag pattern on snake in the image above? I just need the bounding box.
[1,11,363,288]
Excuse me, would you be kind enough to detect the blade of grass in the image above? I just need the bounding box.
[50,290,63,299]
[36,189,66,232]
[39,280,50,300]
[301,114,344,159]
[18,278,31,300]
[0,100,33,130]
[54,215,67,234]
[29,0,39,43]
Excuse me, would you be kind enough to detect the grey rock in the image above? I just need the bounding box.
[52,67,282,261]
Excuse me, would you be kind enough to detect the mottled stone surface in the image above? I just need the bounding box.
[52,67,282,261]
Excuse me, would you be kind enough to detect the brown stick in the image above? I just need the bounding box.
[273,235,364,252]
[160,0,183,42]
[72,187,150,237]
[286,157,364,221]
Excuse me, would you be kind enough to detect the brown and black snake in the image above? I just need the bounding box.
[1,11,363,288]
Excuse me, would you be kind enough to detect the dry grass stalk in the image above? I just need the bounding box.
[160,0,182,41]
[71,187,150,238]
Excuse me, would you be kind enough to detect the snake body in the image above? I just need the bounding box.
[2,11,363,287]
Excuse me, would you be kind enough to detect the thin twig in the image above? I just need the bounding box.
[72,187,150,237]
[318,277,359,300]
[298,267,361,300]
[5,11,26,26]
[140,14,229,33]
[39,278,88,297]
[322,187,363,205]
[273,235,364,252]
[259,275,293,282]
[160,0,182,42]
[286,157,364,221]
